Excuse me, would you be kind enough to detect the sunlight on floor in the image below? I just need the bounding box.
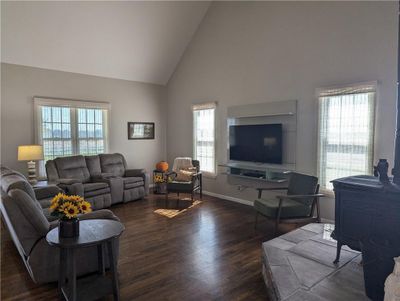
[154,200,202,218]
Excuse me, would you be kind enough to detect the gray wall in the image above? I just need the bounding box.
[166,1,398,220]
[1,63,167,175]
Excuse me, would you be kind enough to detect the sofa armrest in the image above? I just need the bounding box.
[34,186,64,200]
[125,168,146,178]
[49,209,120,230]
[57,182,84,197]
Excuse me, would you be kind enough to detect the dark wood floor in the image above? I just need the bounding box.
[1,193,295,301]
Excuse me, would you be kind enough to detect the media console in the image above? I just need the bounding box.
[219,163,292,183]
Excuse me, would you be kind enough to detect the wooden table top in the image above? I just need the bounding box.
[46,219,124,248]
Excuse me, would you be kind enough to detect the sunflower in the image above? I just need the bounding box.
[79,201,92,214]
[49,193,64,211]
[62,203,79,219]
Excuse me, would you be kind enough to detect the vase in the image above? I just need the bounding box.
[384,256,400,301]
[59,218,79,238]
[375,159,390,183]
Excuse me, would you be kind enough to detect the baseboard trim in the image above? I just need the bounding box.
[202,190,253,207]
[321,218,335,224]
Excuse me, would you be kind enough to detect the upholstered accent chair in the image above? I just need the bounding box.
[254,172,323,236]
[165,159,202,208]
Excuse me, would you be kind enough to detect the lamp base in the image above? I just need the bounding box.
[27,161,37,185]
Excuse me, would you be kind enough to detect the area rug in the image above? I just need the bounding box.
[154,199,202,219]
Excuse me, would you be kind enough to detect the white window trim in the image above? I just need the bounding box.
[316,82,377,192]
[34,97,111,177]
[192,102,217,178]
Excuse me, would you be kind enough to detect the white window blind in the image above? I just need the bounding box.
[34,98,110,176]
[193,102,216,175]
[317,83,376,190]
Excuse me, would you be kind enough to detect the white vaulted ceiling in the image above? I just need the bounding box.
[1,1,210,85]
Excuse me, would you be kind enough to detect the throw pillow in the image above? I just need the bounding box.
[175,170,194,182]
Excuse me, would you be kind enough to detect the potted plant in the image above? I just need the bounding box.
[49,193,92,238]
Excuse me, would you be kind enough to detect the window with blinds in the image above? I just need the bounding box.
[34,98,109,175]
[193,103,216,175]
[317,83,376,190]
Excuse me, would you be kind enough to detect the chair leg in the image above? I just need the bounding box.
[165,192,169,209]
[316,199,321,223]
[273,219,279,237]
[254,212,259,230]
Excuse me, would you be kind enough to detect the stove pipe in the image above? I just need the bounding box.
[393,2,400,185]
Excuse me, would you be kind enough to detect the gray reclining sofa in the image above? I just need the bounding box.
[0,166,120,284]
[46,153,149,209]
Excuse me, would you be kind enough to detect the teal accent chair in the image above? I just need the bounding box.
[254,172,323,236]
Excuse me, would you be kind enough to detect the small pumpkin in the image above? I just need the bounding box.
[156,161,169,172]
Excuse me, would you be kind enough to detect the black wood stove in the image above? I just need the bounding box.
[331,3,400,300]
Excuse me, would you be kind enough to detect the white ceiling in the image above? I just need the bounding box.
[1,1,210,85]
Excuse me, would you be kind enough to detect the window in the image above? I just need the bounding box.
[34,98,109,174]
[317,83,376,190]
[193,103,216,175]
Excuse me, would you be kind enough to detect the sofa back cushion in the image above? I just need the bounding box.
[85,155,102,177]
[1,173,36,200]
[54,155,91,182]
[4,189,50,255]
[45,160,60,182]
[99,153,126,177]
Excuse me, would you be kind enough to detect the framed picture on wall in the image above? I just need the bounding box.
[128,122,155,140]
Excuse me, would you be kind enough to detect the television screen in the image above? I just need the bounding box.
[229,124,283,164]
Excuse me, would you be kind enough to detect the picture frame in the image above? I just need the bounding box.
[127,122,155,140]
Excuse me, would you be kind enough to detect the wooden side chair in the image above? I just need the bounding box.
[254,172,324,236]
[165,159,202,208]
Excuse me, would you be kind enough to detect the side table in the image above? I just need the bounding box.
[153,170,169,194]
[46,219,125,301]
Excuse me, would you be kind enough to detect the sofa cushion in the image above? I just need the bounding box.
[99,153,126,177]
[125,181,144,190]
[83,182,109,192]
[8,189,50,239]
[123,177,143,184]
[45,160,59,182]
[254,198,312,219]
[54,156,90,183]
[1,174,36,200]
[85,155,102,177]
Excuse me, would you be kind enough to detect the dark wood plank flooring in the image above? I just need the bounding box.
[1,193,296,300]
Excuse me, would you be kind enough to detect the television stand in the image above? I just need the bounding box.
[219,163,292,183]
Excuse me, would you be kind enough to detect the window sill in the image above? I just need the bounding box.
[319,187,335,198]
[201,172,217,179]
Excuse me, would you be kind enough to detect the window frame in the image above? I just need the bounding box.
[316,82,377,192]
[192,102,217,177]
[34,97,110,176]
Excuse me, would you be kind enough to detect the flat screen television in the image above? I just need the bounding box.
[229,124,283,164]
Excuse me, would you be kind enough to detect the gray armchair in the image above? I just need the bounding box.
[0,166,121,284]
[254,172,323,236]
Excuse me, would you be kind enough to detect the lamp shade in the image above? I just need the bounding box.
[18,145,44,161]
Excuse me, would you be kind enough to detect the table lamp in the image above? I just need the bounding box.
[18,145,44,185]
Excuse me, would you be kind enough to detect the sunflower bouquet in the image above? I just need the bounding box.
[49,193,92,220]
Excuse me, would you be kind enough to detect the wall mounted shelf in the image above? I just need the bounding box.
[219,163,293,184]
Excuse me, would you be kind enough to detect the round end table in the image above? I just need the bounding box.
[46,219,124,301]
